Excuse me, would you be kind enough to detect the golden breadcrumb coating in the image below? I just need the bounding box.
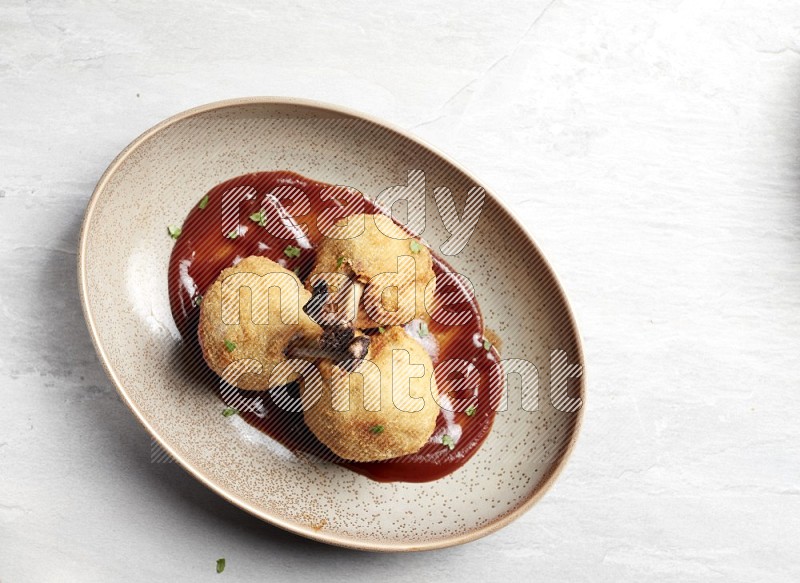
[301,326,439,462]
[309,213,436,328]
[198,255,322,391]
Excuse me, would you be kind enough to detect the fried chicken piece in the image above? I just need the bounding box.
[198,256,322,391]
[308,213,436,328]
[301,326,440,462]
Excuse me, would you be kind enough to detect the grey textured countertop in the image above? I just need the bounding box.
[1,0,798,580]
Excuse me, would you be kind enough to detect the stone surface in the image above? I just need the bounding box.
[0,0,798,580]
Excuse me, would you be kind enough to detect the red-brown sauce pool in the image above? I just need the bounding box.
[168,171,503,482]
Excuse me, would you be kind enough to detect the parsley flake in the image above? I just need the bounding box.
[336,256,346,269]
[370,425,385,434]
[419,321,429,337]
[216,558,226,573]
[224,339,237,352]
[466,405,477,417]
[167,225,182,239]
[441,434,455,450]
[198,195,209,210]
[222,407,237,418]
[194,295,203,307]
[226,230,239,239]
[284,245,301,258]
[378,326,386,334]
[483,338,492,351]
[409,240,422,253]
[249,211,267,227]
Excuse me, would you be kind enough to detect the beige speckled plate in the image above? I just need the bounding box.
[78,97,585,551]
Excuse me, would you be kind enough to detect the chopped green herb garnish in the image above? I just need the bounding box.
[336,256,346,269]
[378,326,386,334]
[194,295,203,307]
[419,321,429,337]
[441,434,455,450]
[167,225,182,239]
[198,194,209,210]
[216,558,226,573]
[466,405,477,417]
[284,245,301,258]
[483,338,492,351]
[224,339,237,352]
[249,211,267,227]
[222,407,237,418]
[409,240,422,253]
[370,425,385,434]
[226,230,239,239]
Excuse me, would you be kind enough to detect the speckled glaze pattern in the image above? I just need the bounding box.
[78,98,585,551]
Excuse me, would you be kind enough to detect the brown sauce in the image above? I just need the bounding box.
[168,171,503,482]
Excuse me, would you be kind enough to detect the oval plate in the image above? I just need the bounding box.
[78,97,585,551]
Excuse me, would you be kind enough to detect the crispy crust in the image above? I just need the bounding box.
[309,213,436,328]
[301,326,440,462]
[198,255,323,391]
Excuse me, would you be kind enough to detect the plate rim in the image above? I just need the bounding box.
[77,96,586,552]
